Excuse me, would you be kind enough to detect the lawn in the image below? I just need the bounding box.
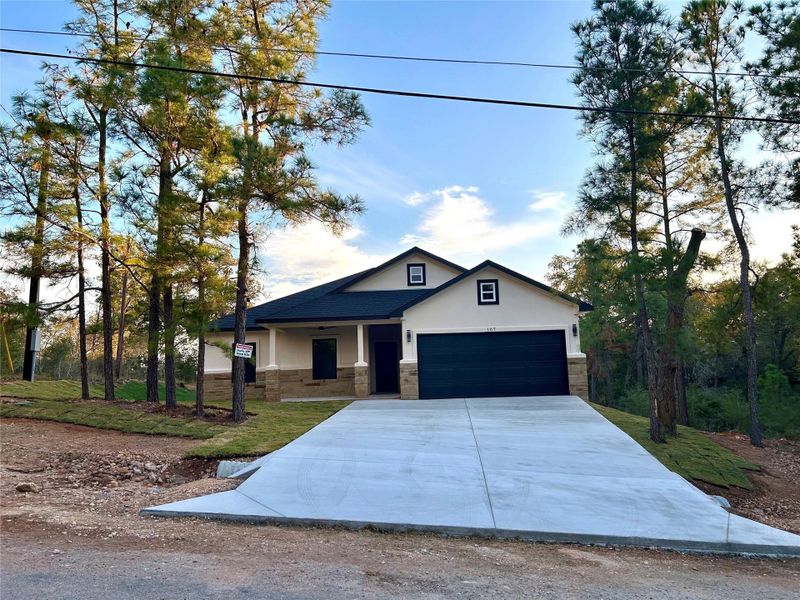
[184,400,352,458]
[0,379,104,401]
[1,380,760,487]
[592,403,759,489]
[116,381,196,404]
[0,397,225,439]
[1,379,351,456]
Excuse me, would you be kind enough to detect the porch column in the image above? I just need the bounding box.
[264,326,280,402]
[354,323,369,398]
[268,326,278,367]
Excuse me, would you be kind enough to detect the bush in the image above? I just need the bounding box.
[612,380,800,440]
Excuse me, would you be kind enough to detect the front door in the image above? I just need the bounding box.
[374,341,399,394]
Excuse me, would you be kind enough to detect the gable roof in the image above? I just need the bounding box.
[330,246,466,292]
[210,270,369,331]
[210,251,591,331]
[388,259,594,315]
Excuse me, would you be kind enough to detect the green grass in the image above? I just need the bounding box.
[1,379,350,456]
[0,379,104,400]
[1,381,762,486]
[116,381,196,404]
[0,397,225,439]
[185,400,351,459]
[592,403,759,489]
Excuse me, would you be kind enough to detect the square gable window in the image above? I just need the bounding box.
[477,279,499,305]
[407,263,426,286]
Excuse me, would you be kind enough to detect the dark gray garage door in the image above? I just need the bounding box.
[417,330,569,399]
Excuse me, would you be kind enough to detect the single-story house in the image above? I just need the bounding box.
[203,247,592,402]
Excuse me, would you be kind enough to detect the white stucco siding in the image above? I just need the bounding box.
[203,327,360,372]
[401,267,582,361]
[204,331,270,372]
[346,252,462,291]
[275,326,358,370]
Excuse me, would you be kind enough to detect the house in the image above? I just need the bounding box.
[203,247,592,402]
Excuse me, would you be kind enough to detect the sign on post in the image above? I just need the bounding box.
[234,343,253,359]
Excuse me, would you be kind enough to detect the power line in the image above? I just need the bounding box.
[1,26,796,81]
[2,47,798,125]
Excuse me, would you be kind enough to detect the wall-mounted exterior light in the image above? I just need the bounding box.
[572,324,578,337]
[406,329,412,343]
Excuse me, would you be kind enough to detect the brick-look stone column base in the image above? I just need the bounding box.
[264,368,280,402]
[354,365,369,398]
[567,356,589,401]
[399,362,419,400]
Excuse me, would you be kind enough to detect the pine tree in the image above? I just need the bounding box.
[572,0,680,442]
[680,0,764,446]
[211,0,369,421]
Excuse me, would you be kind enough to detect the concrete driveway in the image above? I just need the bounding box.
[144,396,800,555]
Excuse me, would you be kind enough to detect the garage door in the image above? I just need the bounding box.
[417,330,569,399]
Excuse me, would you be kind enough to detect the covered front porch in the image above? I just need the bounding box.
[258,320,406,401]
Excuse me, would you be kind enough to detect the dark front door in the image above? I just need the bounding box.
[416,330,569,399]
[374,341,399,394]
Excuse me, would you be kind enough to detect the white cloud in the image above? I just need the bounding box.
[528,190,568,212]
[399,185,561,262]
[403,191,428,206]
[257,221,390,300]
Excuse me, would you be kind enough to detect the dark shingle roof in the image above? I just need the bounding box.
[210,249,592,332]
[256,290,429,324]
[210,270,369,331]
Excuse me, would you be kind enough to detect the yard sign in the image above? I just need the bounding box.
[234,343,253,359]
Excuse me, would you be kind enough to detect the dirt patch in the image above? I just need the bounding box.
[0,395,240,423]
[696,432,800,535]
[1,418,227,517]
[1,418,799,599]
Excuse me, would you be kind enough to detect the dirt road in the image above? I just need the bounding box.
[2,418,798,599]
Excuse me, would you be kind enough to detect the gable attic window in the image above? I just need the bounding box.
[407,263,426,286]
[477,279,499,305]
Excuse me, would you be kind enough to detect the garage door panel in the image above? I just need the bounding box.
[417,331,569,399]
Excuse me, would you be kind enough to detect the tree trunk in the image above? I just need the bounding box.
[710,74,763,447]
[626,121,662,442]
[676,360,688,425]
[231,197,249,422]
[659,229,705,436]
[22,134,50,382]
[196,333,205,418]
[114,266,128,379]
[146,152,171,403]
[98,109,115,401]
[163,284,176,410]
[146,272,161,402]
[195,190,208,418]
[74,188,90,400]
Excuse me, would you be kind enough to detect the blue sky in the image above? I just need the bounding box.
[1,1,797,301]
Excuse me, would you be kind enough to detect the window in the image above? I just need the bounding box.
[477,279,499,305]
[312,338,337,380]
[407,263,426,286]
[231,342,257,383]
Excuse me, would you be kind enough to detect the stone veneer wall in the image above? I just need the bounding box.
[277,367,356,399]
[399,362,419,400]
[354,365,369,398]
[203,371,266,402]
[567,356,589,401]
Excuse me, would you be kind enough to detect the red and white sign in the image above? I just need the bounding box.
[234,343,253,359]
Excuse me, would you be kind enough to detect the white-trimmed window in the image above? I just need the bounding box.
[477,279,499,305]
[407,263,426,286]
